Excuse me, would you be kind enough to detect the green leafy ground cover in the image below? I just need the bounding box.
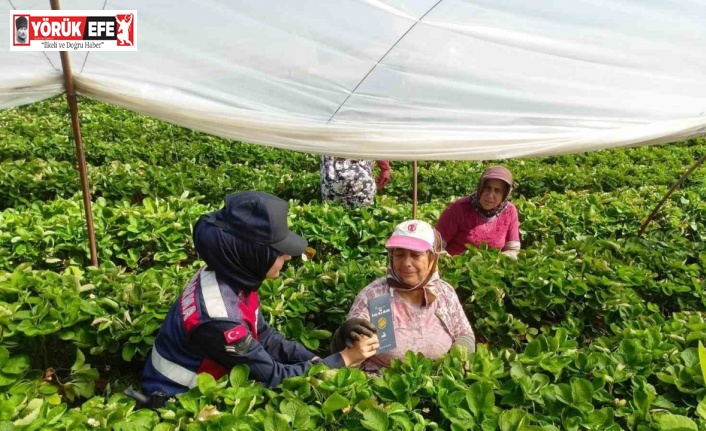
[1,97,706,430]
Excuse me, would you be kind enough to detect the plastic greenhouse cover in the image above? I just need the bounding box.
[1,0,705,160]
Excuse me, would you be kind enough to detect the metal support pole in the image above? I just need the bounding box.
[412,161,418,219]
[638,153,706,238]
[51,0,99,266]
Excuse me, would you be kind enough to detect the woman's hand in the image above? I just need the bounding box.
[340,335,380,367]
[375,161,391,190]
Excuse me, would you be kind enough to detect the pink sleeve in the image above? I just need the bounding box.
[435,201,461,244]
[446,289,474,338]
[348,290,372,321]
[376,161,390,171]
[506,205,520,242]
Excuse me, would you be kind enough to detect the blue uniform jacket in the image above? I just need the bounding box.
[142,267,344,396]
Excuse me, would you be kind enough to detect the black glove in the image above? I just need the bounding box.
[124,388,168,409]
[330,318,377,354]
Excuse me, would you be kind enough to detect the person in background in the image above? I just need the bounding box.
[436,166,521,258]
[142,191,378,398]
[320,157,391,206]
[331,220,475,373]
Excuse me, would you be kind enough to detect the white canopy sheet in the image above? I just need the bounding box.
[2,0,706,160]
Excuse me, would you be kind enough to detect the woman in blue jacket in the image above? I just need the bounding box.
[142,191,378,397]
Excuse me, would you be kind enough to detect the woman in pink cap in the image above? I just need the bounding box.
[436,166,521,258]
[330,220,475,373]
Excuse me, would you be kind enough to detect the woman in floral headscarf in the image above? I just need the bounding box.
[436,166,521,258]
[330,220,475,373]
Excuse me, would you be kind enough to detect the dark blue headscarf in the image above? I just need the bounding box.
[193,213,278,293]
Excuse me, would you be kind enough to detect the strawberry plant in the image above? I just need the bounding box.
[4,96,706,429]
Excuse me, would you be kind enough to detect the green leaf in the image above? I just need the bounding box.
[310,330,332,340]
[0,348,8,366]
[233,395,256,418]
[2,356,29,375]
[539,357,572,379]
[499,409,527,431]
[45,394,62,405]
[39,383,59,396]
[524,340,542,358]
[655,413,697,431]
[230,364,249,388]
[467,382,495,417]
[122,344,137,362]
[570,378,594,404]
[321,393,349,415]
[680,348,699,368]
[46,404,67,425]
[389,374,408,397]
[71,349,85,372]
[552,383,572,405]
[481,418,500,431]
[176,390,200,413]
[696,398,706,421]
[632,377,656,414]
[197,373,216,394]
[300,336,319,351]
[74,362,100,379]
[0,399,14,421]
[12,398,43,426]
[280,399,310,430]
[264,412,291,431]
[74,381,96,398]
[362,407,388,431]
[698,341,706,387]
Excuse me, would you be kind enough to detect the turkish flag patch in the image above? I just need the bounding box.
[224,325,248,344]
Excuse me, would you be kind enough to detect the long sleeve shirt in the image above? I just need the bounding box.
[190,309,344,389]
[347,276,475,372]
[436,197,520,257]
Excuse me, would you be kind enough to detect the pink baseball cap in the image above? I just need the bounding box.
[385,220,436,252]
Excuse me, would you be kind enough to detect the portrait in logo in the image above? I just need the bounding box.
[15,16,29,44]
[377,317,387,330]
[115,13,133,46]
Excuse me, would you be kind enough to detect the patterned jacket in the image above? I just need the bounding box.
[320,157,377,206]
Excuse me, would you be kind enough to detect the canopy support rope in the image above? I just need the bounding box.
[326,2,444,217]
[638,151,706,238]
[327,0,444,123]
[50,0,99,266]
